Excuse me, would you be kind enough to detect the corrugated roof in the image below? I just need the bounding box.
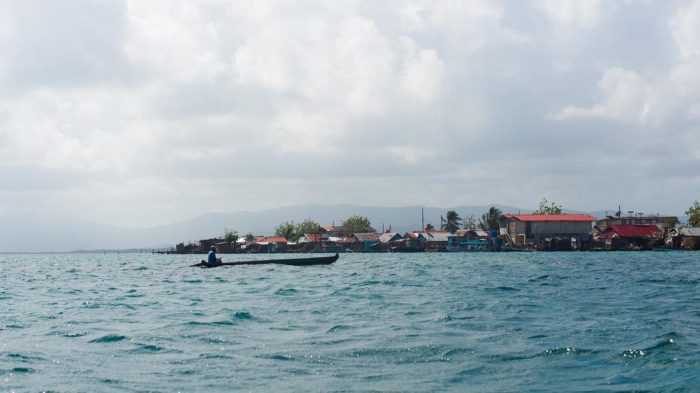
[599,224,661,239]
[418,232,450,242]
[680,227,700,237]
[299,233,325,242]
[256,237,288,244]
[456,229,489,237]
[503,214,597,222]
[354,232,380,241]
[379,232,402,243]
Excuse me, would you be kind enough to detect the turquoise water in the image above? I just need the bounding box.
[1,252,699,392]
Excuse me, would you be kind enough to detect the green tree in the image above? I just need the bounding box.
[441,210,462,233]
[424,223,435,231]
[479,207,502,231]
[533,198,563,215]
[295,218,321,236]
[686,201,700,227]
[223,228,239,243]
[665,217,679,228]
[244,233,255,242]
[342,215,372,234]
[463,215,477,230]
[275,221,298,241]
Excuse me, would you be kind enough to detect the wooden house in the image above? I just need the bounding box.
[248,237,288,253]
[596,214,678,232]
[597,224,662,250]
[415,231,450,252]
[499,214,596,250]
[379,232,403,244]
[680,228,700,250]
[352,232,381,252]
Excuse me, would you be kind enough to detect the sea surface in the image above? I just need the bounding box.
[1,252,699,392]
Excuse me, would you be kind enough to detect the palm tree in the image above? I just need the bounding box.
[479,207,502,231]
[442,210,462,233]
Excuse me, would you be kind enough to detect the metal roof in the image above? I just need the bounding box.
[418,232,450,242]
[379,232,402,243]
[598,224,661,239]
[353,232,381,242]
[503,214,596,222]
[680,227,700,237]
[255,237,288,244]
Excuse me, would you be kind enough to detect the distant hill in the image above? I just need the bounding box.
[0,204,680,252]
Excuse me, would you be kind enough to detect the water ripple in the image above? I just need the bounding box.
[1,252,699,391]
[89,334,127,343]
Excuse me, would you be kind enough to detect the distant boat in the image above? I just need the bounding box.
[191,253,339,268]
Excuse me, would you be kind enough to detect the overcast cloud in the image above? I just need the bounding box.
[0,0,698,227]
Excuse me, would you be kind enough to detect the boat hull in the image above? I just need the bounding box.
[192,253,339,268]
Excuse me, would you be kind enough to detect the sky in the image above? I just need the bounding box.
[0,0,698,227]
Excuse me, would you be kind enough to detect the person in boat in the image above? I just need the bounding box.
[206,246,221,266]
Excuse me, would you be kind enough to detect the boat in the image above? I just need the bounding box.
[191,253,339,268]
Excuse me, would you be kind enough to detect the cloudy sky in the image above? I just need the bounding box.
[0,0,698,227]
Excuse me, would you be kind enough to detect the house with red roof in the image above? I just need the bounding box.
[499,214,597,250]
[597,224,662,250]
[297,233,327,244]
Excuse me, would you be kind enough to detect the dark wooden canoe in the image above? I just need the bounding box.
[191,253,339,268]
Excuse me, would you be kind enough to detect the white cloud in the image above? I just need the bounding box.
[399,37,445,102]
[125,0,230,83]
[670,0,700,60]
[0,0,698,227]
[537,0,604,30]
[552,67,650,122]
[553,1,700,127]
[0,88,150,173]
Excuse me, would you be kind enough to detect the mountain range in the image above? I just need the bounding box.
[0,204,649,252]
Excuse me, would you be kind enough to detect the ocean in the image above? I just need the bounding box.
[1,252,699,392]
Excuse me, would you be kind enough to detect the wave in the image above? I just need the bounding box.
[128,344,164,354]
[256,353,295,361]
[613,334,680,360]
[63,331,89,338]
[6,353,45,362]
[233,311,254,320]
[1,367,35,374]
[326,324,352,333]
[487,347,599,362]
[275,288,298,296]
[185,320,235,327]
[89,334,127,343]
[0,324,23,330]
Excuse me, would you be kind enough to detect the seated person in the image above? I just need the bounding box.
[207,246,221,265]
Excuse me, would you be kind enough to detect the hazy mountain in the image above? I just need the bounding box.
[0,204,679,252]
[0,204,516,252]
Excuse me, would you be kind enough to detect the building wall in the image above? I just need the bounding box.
[597,216,676,231]
[507,220,592,237]
[681,236,700,250]
[529,221,593,235]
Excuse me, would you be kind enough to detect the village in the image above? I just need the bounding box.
[165,200,700,254]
